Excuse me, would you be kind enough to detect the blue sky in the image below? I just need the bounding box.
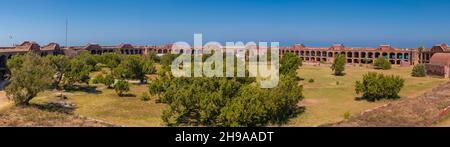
[0,0,450,48]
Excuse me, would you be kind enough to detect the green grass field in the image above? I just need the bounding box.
[28,64,449,127]
[287,64,449,126]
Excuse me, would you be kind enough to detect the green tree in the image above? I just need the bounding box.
[93,74,115,88]
[159,76,303,127]
[76,51,98,70]
[355,72,404,101]
[97,53,122,68]
[412,64,427,77]
[112,55,145,82]
[5,53,55,105]
[63,58,92,89]
[331,54,346,76]
[374,57,392,70]
[142,59,157,74]
[46,55,71,89]
[280,52,302,75]
[114,80,130,97]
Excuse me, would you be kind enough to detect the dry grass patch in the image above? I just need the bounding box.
[287,64,449,126]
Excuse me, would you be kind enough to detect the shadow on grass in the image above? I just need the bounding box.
[64,85,102,94]
[332,73,347,76]
[30,102,76,115]
[119,93,137,98]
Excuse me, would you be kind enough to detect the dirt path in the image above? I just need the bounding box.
[330,82,450,127]
[0,91,10,111]
[0,80,11,110]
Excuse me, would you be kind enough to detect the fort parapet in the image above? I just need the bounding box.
[1,41,449,66]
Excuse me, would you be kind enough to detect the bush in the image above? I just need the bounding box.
[343,112,351,120]
[412,64,427,77]
[5,53,55,105]
[374,57,391,70]
[280,52,303,75]
[93,74,115,88]
[114,80,130,97]
[308,79,315,83]
[331,54,346,76]
[355,72,404,101]
[140,92,151,101]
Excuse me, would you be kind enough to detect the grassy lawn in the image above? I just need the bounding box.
[26,64,449,127]
[287,64,449,126]
[31,84,167,127]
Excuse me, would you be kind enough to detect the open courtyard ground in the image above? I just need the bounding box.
[287,64,450,126]
[1,64,449,127]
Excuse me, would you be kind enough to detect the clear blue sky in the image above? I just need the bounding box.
[1,0,450,48]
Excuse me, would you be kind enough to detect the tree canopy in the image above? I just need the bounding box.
[6,53,55,105]
[331,54,346,76]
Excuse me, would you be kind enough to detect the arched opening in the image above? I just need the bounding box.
[354,52,359,58]
[390,60,395,64]
[397,53,403,59]
[91,50,96,54]
[368,52,373,58]
[396,60,401,65]
[382,52,388,59]
[375,52,381,58]
[390,53,396,59]
[311,51,316,57]
[404,53,410,59]
[317,51,322,57]
[347,52,352,58]
[328,52,333,57]
[361,52,367,58]
[300,51,304,56]
[323,51,327,57]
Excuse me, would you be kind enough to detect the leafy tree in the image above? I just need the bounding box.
[93,74,115,88]
[142,59,157,74]
[144,51,160,63]
[355,72,404,101]
[160,53,179,67]
[114,80,130,97]
[97,53,122,68]
[331,54,346,76]
[412,64,427,77]
[63,58,92,88]
[112,55,145,82]
[159,76,303,127]
[5,53,55,105]
[46,55,71,89]
[374,57,392,70]
[75,52,98,70]
[280,52,302,75]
